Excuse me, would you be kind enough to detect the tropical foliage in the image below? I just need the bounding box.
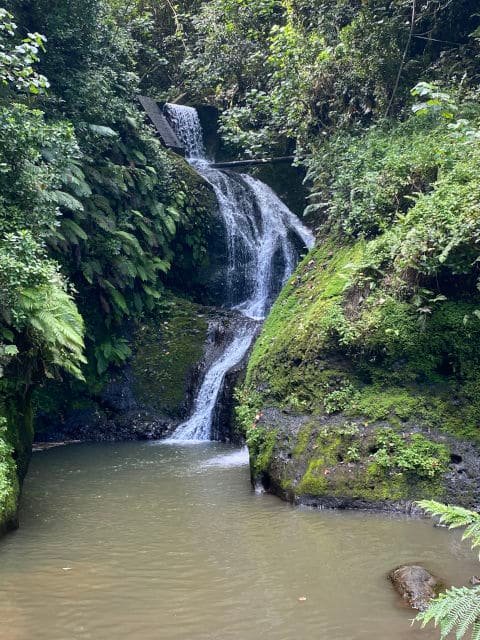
[0,0,217,525]
[417,501,480,640]
[1,14,480,639]
[0,0,215,386]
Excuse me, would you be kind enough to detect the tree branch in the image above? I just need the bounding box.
[385,0,416,118]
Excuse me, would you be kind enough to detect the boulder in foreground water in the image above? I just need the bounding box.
[389,564,441,611]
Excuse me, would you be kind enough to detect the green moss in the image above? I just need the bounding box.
[298,459,329,494]
[296,436,446,503]
[247,427,278,477]
[349,386,421,422]
[293,423,313,458]
[244,240,365,412]
[132,297,209,417]
[0,442,19,532]
[234,387,262,435]
[234,105,480,508]
[0,378,35,536]
[371,429,449,479]
[239,232,480,445]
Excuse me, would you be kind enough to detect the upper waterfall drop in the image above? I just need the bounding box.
[164,104,207,160]
[164,104,314,441]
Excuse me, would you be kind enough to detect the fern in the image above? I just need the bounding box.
[51,190,84,212]
[94,336,131,375]
[417,587,480,640]
[416,501,480,640]
[19,278,86,380]
[113,230,143,255]
[418,500,480,554]
[61,218,88,243]
[88,124,117,137]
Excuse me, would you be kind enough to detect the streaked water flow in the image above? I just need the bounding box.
[0,442,475,640]
[165,325,256,441]
[164,105,314,441]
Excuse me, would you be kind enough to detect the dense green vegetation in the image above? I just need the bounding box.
[1,1,480,635]
[223,2,480,503]
[0,0,218,531]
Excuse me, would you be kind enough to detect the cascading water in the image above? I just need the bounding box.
[165,104,314,441]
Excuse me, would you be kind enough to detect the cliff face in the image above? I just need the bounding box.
[239,237,480,510]
[34,298,248,444]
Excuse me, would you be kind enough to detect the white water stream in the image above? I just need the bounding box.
[165,105,314,441]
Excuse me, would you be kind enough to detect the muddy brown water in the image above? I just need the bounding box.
[0,442,476,640]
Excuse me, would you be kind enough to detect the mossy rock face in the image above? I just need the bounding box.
[34,297,213,440]
[132,298,210,418]
[247,408,480,511]
[34,297,247,442]
[251,163,309,218]
[239,237,480,510]
[0,396,34,535]
[0,425,19,534]
[0,433,19,535]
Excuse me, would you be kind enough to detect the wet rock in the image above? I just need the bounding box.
[100,371,137,413]
[210,315,260,443]
[247,407,480,513]
[33,441,81,452]
[35,304,253,444]
[389,565,441,611]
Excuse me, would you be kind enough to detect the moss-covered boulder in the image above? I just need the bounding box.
[246,407,480,510]
[238,239,480,510]
[131,297,210,418]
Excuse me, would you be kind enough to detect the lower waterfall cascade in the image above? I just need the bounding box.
[164,104,314,441]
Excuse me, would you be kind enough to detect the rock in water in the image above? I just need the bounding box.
[389,564,441,611]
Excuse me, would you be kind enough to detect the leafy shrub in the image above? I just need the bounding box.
[0,417,19,526]
[306,115,454,237]
[373,429,449,479]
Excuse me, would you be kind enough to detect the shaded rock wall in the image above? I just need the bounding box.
[35,299,249,443]
[0,393,34,534]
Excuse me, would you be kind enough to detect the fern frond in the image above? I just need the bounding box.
[51,190,84,212]
[418,500,480,529]
[19,280,85,380]
[471,622,480,640]
[113,230,143,255]
[417,586,480,640]
[463,522,480,550]
[61,218,88,243]
[418,501,480,557]
[89,208,116,233]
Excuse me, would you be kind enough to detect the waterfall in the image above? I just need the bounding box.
[164,104,314,441]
